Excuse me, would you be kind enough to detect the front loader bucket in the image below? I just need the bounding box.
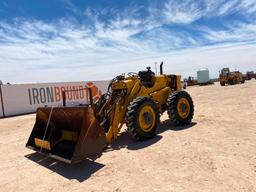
[26,106,106,164]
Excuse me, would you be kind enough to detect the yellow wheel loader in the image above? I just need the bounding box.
[219,68,245,86]
[26,63,194,163]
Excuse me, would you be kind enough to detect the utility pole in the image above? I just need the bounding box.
[154,62,158,75]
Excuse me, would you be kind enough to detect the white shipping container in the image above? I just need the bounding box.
[197,68,210,84]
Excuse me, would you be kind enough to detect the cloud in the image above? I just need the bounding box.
[200,22,256,43]
[162,0,256,24]
[163,0,202,24]
[218,0,239,15]
[62,0,84,16]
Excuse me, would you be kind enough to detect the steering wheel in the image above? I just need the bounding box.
[127,72,138,77]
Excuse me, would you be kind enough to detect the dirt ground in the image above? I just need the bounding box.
[0,80,256,192]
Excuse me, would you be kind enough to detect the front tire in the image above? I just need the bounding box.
[126,97,160,141]
[167,91,194,126]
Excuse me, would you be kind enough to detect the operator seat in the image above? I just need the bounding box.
[138,67,156,88]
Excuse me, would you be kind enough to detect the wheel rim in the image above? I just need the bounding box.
[177,98,190,119]
[139,105,156,132]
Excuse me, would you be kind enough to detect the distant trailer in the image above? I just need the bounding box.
[245,71,256,80]
[198,81,214,86]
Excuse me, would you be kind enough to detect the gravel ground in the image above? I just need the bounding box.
[0,80,256,192]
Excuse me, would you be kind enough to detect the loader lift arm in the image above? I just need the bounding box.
[94,67,183,143]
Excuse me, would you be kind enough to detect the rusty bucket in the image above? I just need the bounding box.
[26,106,106,164]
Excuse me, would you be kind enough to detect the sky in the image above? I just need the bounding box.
[0,0,256,83]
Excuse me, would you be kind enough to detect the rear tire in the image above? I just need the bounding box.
[167,91,194,126]
[220,81,225,86]
[126,97,160,141]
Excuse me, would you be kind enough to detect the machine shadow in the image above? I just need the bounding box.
[25,120,196,182]
[25,153,105,182]
[107,120,197,151]
[158,120,197,134]
[107,133,162,151]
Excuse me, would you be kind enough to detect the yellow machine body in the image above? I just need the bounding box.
[103,74,181,143]
[219,68,245,86]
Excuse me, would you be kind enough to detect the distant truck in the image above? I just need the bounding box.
[245,71,256,80]
[219,68,245,86]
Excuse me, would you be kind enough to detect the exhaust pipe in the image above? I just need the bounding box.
[160,62,163,75]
